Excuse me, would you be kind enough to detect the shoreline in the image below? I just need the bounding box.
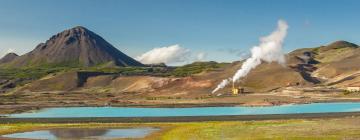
[1,112,360,123]
[4,98,360,108]
[1,100,360,115]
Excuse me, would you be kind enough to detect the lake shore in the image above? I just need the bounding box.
[1,99,360,115]
[1,91,360,115]
[1,112,360,123]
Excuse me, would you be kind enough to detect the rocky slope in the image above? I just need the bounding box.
[1,26,144,67]
[288,41,360,88]
[0,53,18,64]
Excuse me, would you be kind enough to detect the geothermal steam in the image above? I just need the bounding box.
[212,78,231,94]
[212,20,288,93]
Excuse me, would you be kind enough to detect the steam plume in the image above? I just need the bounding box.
[211,78,231,93]
[212,20,288,93]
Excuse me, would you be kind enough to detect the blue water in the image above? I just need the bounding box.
[2,127,159,140]
[5,102,360,118]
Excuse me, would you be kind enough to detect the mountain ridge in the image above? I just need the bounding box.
[1,26,144,67]
[0,53,18,64]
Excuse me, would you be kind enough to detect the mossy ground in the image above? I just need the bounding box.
[1,117,360,140]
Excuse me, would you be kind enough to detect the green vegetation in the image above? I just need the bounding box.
[161,118,360,140]
[84,66,155,74]
[0,66,73,89]
[1,117,360,140]
[0,61,228,81]
[0,61,83,81]
[84,61,228,77]
[171,61,228,77]
[0,61,228,92]
[0,67,67,80]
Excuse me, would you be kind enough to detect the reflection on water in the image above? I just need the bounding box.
[50,128,108,139]
[2,127,160,140]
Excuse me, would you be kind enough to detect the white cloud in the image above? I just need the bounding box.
[196,52,207,61]
[136,44,191,64]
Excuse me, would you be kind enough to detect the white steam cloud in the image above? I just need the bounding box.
[212,20,288,93]
[212,78,231,93]
[232,20,287,82]
[136,44,191,64]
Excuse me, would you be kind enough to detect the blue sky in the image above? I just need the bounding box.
[0,0,360,63]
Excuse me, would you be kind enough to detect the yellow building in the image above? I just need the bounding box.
[232,88,239,95]
[232,83,244,95]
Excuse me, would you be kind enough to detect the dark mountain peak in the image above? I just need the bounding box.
[72,25,88,30]
[63,26,89,34]
[5,52,18,57]
[0,52,19,64]
[4,26,144,67]
[66,26,91,36]
[37,26,100,50]
[47,26,92,44]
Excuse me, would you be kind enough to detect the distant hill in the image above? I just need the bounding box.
[1,26,144,67]
[197,40,360,92]
[3,40,360,95]
[0,53,18,64]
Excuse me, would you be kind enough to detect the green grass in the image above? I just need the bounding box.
[84,61,229,77]
[0,67,72,89]
[171,61,228,77]
[84,66,150,74]
[0,61,227,92]
[0,61,229,82]
[1,117,360,140]
[0,67,68,80]
[160,118,360,140]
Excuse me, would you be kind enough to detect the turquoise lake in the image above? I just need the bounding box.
[5,102,360,118]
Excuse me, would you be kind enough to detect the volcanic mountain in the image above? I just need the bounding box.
[2,26,144,67]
